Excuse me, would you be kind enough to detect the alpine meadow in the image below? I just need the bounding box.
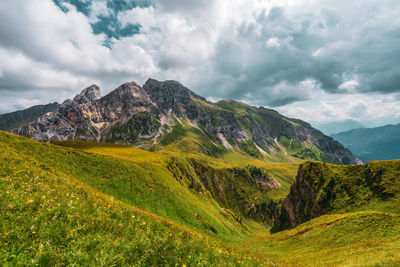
[1,0,400,266]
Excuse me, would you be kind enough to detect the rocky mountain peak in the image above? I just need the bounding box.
[73,85,101,104]
[11,78,361,165]
[101,81,152,107]
[144,78,205,100]
[143,78,206,115]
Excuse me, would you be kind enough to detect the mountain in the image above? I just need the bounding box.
[332,123,400,161]
[272,160,400,232]
[0,102,60,131]
[313,119,364,135]
[1,130,399,266]
[12,78,360,165]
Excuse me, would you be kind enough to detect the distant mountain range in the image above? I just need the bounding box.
[7,78,360,165]
[0,102,59,131]
[313,119,364,135]
[332,123,400,162]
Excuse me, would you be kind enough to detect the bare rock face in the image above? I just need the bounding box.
[0,102,60,131]
[73,85,101,104]
[12,78,361,165]
[13,81,158,143]
[271,164,325,233]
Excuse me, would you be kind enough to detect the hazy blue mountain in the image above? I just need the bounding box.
[313,120,364,135]
[332,123,400,162]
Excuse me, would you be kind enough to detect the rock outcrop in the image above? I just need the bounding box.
[271,160,400,233]
[13,78,361,164]
[0,102,60,131]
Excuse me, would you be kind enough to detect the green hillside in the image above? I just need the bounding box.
[263,211,400,266]
[0,132,259,266]
[1,130,400,266]
[273,160,400,232]
[0,130,294,265]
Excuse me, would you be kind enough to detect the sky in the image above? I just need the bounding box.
[0,0,399,127]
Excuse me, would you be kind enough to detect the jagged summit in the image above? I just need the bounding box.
[101,81,151,106]
[73,84,101,104]
[12,78,361,165]
[143,78,206,116]
[144,78,205,100]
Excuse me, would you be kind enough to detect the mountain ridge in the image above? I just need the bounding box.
[332,123,400,161]
[12,78,361,165]
[0,102,60,131]
[313,119,364,135]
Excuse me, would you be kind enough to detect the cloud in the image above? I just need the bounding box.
[16,98,41,109]
[349,103,367,118]
[277,91,400,126]
[0,0,399,128]
[0,0,157,96]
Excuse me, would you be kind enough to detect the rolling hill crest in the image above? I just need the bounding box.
[13,78,360,165]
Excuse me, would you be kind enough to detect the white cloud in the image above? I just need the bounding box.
[0,0,398,127]
[0,0,159,99]
[277,91,400,126]
[88,0,110,23]
[338,78,359,93]
[265,37,281,48]
[16,98,41,109]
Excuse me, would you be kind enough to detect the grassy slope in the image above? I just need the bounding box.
[2,132,249,239]
[301,161,400,214]
[48,136,400,266]
[0,132,265,266]
[2,131,400,266]
[174,102,333,163]
[249,211,400,266]
[55,139,298,225]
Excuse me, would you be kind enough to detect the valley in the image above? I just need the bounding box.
[1,1,399,265]
[2,129,400,266]
[1,79,399,266]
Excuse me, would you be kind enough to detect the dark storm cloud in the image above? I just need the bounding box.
[197,2,400,106]
[0,0,399,114]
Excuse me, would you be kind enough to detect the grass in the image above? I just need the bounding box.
[300,161,400,214]
[0,134,262,266]
[177,99,330,163]
[273,160,400,232]
[255,211,400,266]
[3,133,251,239]
[2,130,400,266]
[54,139,298,227]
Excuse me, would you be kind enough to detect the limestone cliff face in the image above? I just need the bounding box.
[13,78,360,164]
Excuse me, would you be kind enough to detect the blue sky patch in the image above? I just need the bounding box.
[53,0,149,40]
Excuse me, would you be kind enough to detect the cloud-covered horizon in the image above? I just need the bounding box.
[0,0,399,126]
